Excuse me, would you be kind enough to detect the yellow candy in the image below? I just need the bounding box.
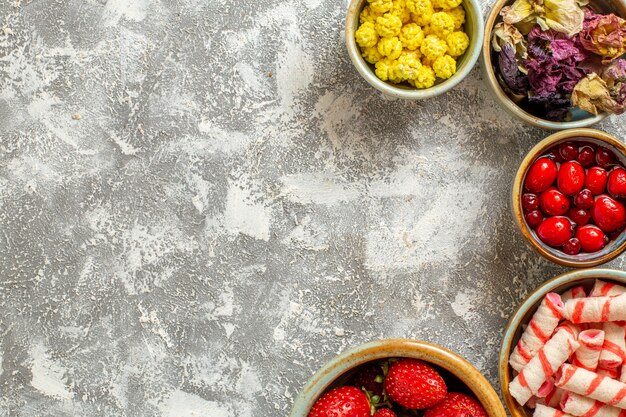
[399,23,425,50]
[447,6,465,29]
[360,6,383,24]
[394,50,423,80]
[362,45,384,63]
[413,65,436,88]
[377,36,403,59]
[446,31,469,57]
[368,0,393,13]
[433,54,456,79]
[375,13,403,38]
[432,0,462,9]
[406,0,434,26]
[420,34,447,61]
[374,58,392,81]
[429,12,455,38]
[355,22,379,48]
[389,0,411,23]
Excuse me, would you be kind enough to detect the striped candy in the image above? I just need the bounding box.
[510,329,580,405]
[534,403,575,417]
[511,293,565,372]
[573,329,605,372]
[561,392,626,417]
[563,294,626,324]
[556,364,626,409]
[591,281,626,298]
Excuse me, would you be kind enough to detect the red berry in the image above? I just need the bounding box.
[557,161,585,196]
[525,210,544,229]
[575,225,608,252]
[563,238,582,255]
[585,167,608,195]
[384,359,447,409]
[559,142,579,161]
[525,158,558,194]
[423,393,488,417]
[577,146,595,167]
[536,216,574,247]
[308,387,370,417]
[592,195,626,232]
[373,409,397,417]
[540,187,570,216]
[352,365,384,397]
[608,167,626,198]
[569,208,591,226]
[522,193,539,212]
[574,189,594,209]
[596,147,616,168]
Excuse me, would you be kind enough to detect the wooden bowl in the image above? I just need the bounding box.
[500,268,626,417]
[481,0,626,129]
[512,128,626,267]
[289,339,506,417]
[345,0,484,99]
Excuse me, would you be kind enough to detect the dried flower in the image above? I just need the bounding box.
[528,92,572,120]
[492,22,528,60]
[571,73,626,114]
[498,43,530,94]
[580,11,626,62]
[500,0,586,37]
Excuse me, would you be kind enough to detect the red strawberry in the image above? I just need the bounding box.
[308,386,371,417]
[384,359,446,409]
[423,393,488,417]
[373,409,396,417]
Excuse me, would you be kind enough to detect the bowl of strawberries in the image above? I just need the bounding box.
[512,128,626,267]
[289,339,506,417]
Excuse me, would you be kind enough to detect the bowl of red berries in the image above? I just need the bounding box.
[289,339,506,417]
[512,128,626,267]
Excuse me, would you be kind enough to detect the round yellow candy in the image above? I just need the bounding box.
[432,0,462,9]
[447,6,465,29]
[406,0,434,25]
[375,13,403,38]
[420,34,447,61]
[368,0,393,13]
[389,0,411,23]
[360,6,383,25]
[399,23,425,50]
[362,46,384,63]
[433,54,456,79]
[355,22,379,48]
[446,31,469,57]
[377,36,403,60]
[413,65,436,88]
[429,12,455,38]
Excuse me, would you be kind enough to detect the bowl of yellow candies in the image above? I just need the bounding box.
[346,0,484,99]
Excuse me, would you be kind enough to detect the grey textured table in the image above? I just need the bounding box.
[2,0,626,416]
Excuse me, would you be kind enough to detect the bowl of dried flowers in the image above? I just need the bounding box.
[481,0,626,129]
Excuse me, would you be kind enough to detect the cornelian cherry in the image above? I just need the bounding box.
[568,208,591,226]
[562,238,581,255]
[522,193,539,212]
[557,161,585,196]
[608,167,626,198]
[585,167,608,195]
[577,146,595,167]
[575,225,608,252]
[525,158,558,194]
[536,216,573,247]
[596,147,615,168]
[540,187,570,216]
[525,210,543,229]
[574,189,594,209]
[592,195,626,232]
[559,142,579,161]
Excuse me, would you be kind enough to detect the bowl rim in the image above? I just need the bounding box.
[345,0,484,99]
[480,0,610,130]
[511,128,626,268]
[499,268,626,417]
[289,338,507,417]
